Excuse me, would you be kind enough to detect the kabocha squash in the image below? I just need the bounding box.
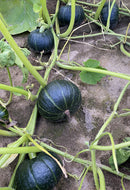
[0,105,9,122]
[14,152,62,190]
[28,28,54,53]
[37,80,82,122]
[58,5,85,26]
[100,2,119,29]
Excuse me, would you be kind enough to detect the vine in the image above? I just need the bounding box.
[0,0,130,189]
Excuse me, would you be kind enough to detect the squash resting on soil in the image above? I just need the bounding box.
[14,152,62,190]
[37,80,82,122]
[58,5,85,26]
[28,28,54,53]
[100,2,119,29]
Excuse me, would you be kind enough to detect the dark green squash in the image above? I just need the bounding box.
[28,28,54,53]
[14,152,62,190]
[100,2,119,29]
[58,5,85,26]
[0,105,9,122]
[37,80,82,122]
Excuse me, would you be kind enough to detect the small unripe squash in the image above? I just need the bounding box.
[28,28,54,53]
[100,2,119,29]
[0,105,9,121]
[37,80,82,122]
[14,152,62,190]
[58,5,85,26]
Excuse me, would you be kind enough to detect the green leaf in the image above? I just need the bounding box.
[80,71,106,85]
[83,59,100,68]
[109,149,130,170]
[0,0,39,35]
[79,59,107,85]
[109,138,130,170]
[0,42,30,83]
[124,137,130,142]
[33,2,42,13]
[0,40,16,68]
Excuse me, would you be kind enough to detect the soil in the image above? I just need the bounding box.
[0,0,130,190]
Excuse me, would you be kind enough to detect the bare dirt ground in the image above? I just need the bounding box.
[0,0,130,189]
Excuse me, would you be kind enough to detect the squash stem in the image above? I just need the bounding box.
[64,109,71,119]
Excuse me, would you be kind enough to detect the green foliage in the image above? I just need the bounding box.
[0,40,16,68]
[0,0,39,35]
[109,138,130,170]
[0,40,30,83]
[33,1,42,13]
[79,59,107,85]
[14,48,30,68]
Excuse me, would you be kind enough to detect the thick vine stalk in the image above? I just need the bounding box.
[0,19,45,87]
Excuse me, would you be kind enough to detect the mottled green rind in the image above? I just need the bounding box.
[37,80,82,122]
[58,5,85,26]
[100,2,119,29]
[28,29,54,53]
[14,152,62,190]
[0,0,39,35]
